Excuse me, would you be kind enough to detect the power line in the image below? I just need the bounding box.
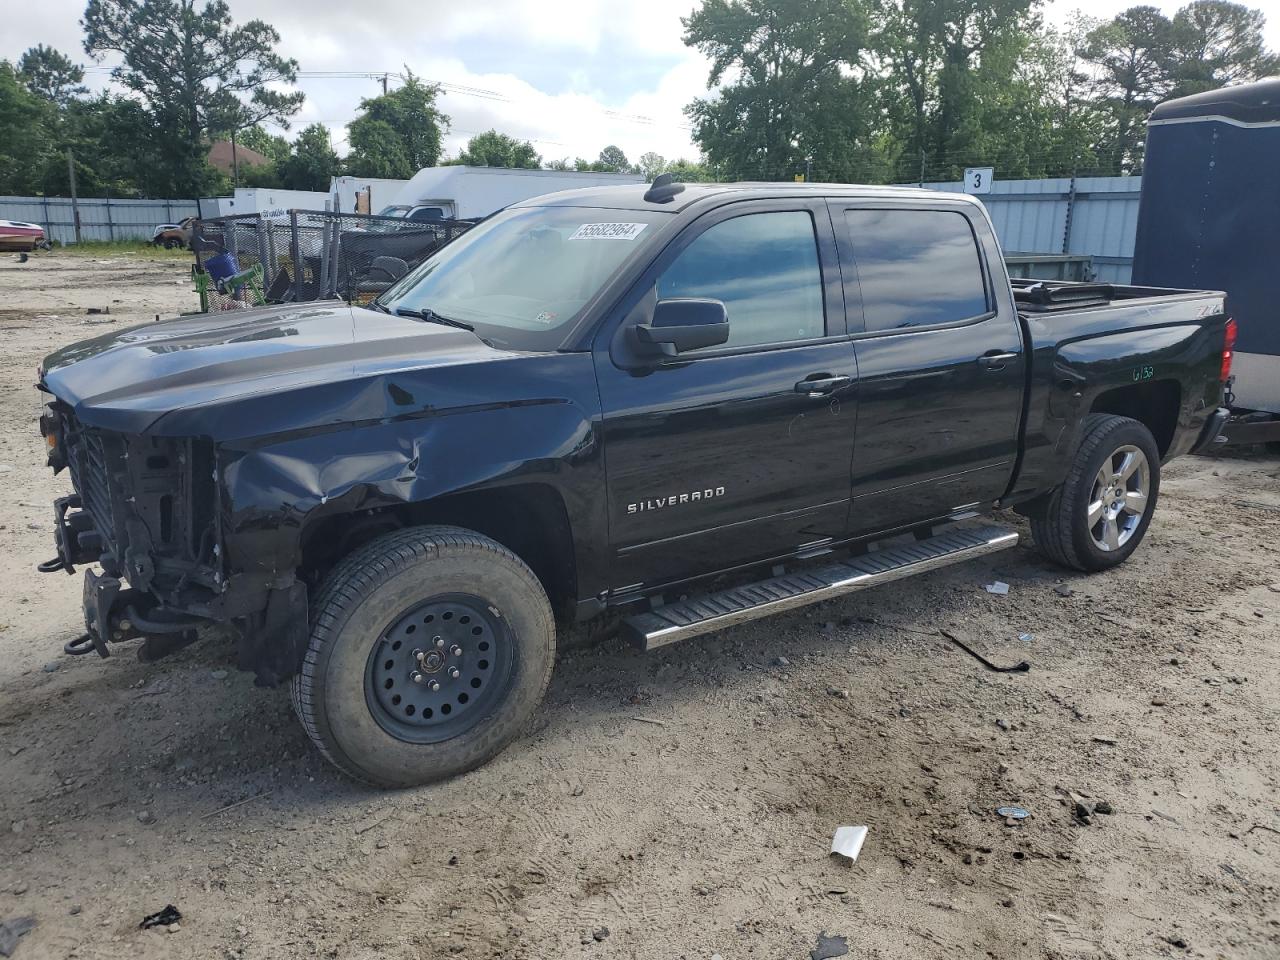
[81,64,694,133]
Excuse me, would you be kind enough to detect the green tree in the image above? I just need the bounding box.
[347,119,411,178]
[38,95,155,196]
[683,0,875,181]
[17,45,87,105]
[945,24,1107,179]
[596,144,631,172]
[663,157,716,182]
[278,122,341,190]
[82,0,304,195]
[0,62,56,194]
[452,129,540,167]
[345,71,448,178]
[871,0,1053,182]
[1078,6,1177,173]
[1166,0,1279,97]
[636,151,667,180]
[238,124,291,166]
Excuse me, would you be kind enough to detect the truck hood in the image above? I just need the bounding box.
[41,302,517,438]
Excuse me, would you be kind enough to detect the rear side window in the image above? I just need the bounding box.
[844,209,990,331]
[657,210,825,350]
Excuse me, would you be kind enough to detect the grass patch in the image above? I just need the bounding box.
[54,239,192,261]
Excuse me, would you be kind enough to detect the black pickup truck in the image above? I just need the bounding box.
[35,178,1232,786]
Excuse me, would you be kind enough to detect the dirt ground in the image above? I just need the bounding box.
[0,251,1278,960]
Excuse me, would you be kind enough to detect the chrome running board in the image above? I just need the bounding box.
[622,524,1019,651]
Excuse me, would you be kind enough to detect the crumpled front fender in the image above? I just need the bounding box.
[217,397,601,591]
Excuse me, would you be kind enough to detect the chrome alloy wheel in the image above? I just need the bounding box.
[1087,444,1150,552]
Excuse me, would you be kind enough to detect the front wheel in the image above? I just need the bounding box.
[293,526,556,787]
[1031,414,1161,572]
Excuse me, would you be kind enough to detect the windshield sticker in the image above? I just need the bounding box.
[568,222,648,241]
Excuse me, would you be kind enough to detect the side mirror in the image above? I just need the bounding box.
[635,298,730,357]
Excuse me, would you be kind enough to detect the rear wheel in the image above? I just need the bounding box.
[1031,414,1161,572]
[293,526,555,787]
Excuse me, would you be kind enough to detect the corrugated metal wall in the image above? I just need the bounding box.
[6,178,1144,275]
[0,196,201,244]
[911,176,1142,283]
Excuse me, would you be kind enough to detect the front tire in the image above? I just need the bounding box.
[1031,414,1161,572]
[293,526,556,787]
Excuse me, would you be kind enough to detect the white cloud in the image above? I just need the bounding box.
[19,0,1275,174]
[266,0,708,162]
[2,0,710,168]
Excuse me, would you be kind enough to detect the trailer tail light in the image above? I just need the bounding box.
[1221,317,1237,382]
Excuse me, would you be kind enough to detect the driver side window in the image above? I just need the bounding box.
[656,211,825,351]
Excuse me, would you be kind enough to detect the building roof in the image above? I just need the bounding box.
[207,140,270,173]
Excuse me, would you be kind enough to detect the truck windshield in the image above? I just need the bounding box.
[377,206,666,350]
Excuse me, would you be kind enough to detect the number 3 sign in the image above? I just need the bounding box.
[964,167,994,195]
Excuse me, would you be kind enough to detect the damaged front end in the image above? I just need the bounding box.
[40,398,219,656]
[38,398,306,682]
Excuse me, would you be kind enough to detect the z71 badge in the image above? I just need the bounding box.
[627,486,726,514]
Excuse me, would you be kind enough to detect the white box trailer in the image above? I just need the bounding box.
[379,166,646,222]
[207,187,332,217]
[330,176,411,216]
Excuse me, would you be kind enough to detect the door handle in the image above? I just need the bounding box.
[977,351,1019,371]
[795,374,853,396]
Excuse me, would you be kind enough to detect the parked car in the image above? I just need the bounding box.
[149,223,179,245]
[0,219,50,252]
[377,165,645,221]
[34,179,1232,787]
[151,217,195,249]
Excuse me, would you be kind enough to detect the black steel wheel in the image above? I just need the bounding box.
[293,526,556,788]
[365,594,515,744]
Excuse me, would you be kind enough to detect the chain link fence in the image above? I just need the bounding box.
[190,210,476,312]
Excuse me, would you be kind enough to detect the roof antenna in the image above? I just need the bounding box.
[644,173,686,204]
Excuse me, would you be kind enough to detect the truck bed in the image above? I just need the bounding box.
[1011,277,1218,315]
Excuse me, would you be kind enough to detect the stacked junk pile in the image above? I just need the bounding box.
[190,210,475,312]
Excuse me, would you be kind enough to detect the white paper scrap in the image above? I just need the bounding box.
[830,825,868,863]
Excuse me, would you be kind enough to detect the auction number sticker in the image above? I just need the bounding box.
[568,222,648,241]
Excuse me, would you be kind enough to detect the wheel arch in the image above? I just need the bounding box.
[299,482,579,627]
[1089,380,1181,457]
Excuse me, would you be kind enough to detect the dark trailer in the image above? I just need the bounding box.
[1132,78,1280,442]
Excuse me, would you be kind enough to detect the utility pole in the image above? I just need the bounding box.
[381,73,389,95]
[1062,152,1080,256]
[919,149,926,188]
[231,127,240,188]
[67,148,82,245]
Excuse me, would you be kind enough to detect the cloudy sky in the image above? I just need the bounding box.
[5,0,1278,166]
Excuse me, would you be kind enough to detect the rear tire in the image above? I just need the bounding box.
[293,525,555,787]
[1031,414,1161,572]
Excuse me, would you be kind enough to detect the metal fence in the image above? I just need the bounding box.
[912,176,1141,283]
[0,195,201,244]
[6,177,1144,282]
[191,209,475,311]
